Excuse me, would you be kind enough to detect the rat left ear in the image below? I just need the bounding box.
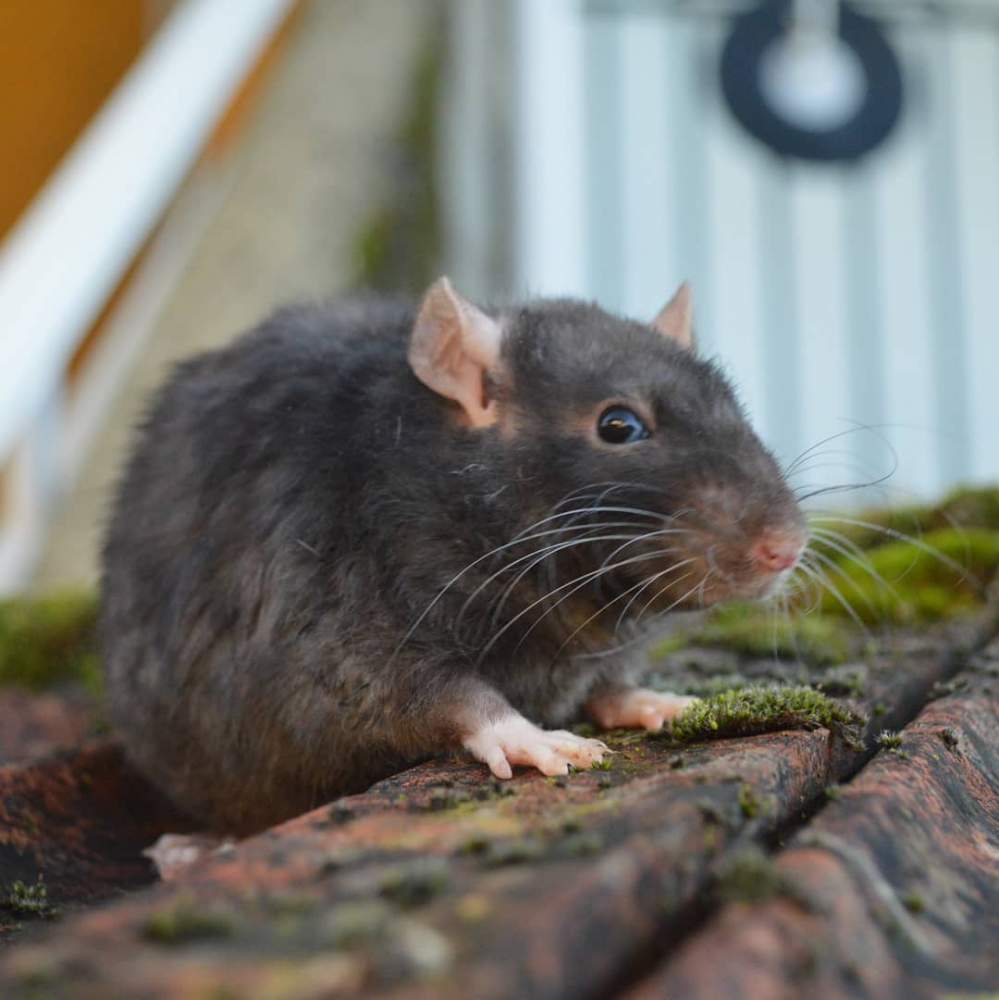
[651,282,694,350]
[409,276,503,428]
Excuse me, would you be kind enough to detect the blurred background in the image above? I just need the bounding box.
[0,0,996,596]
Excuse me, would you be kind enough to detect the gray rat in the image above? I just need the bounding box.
[100,278,806,834]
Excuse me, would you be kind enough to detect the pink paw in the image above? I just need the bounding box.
[587,688,697,733]
[143,834,235,881]
[463,715,609,779]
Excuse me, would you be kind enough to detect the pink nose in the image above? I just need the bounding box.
[753,533,804,573]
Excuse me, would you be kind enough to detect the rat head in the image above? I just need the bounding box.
[408,277,807,613]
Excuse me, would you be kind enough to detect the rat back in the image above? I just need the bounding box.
[101,299,434,832]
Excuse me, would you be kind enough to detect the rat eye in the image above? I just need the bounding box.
[597,406,649,445]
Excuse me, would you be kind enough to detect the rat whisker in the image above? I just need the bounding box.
[806,547,880,618]
[785,427,875,476]
[784,422,899,479]
[550,559,697,661]
[795,464,897,504]
[795,558,869,634]
[522,548,672,643]
[475,549,669,665]
[392,521,659,660]
[597,527,695,568]
[486,525,694,636]
[633,572,704,628]
[457,527,653,634]
[612,559,699,634]
[807,527,901,602]
[511,504,670,540]
[809,515,977,589]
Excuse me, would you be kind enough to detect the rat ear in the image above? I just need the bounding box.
[409,276,503,428]
[651,282,694,350]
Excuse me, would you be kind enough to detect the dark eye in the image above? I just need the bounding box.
[597,406,650,445]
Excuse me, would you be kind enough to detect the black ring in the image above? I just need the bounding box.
[720,0,904,162]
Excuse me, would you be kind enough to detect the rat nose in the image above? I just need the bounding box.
[752,531,805,573]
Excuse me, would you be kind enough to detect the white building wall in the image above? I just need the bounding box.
[444,0,999,503]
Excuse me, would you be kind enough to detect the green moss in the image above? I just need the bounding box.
[480,838,545,868]
[815,528,999,623]
[6,877,58,919]
[938,728,960,751]
[648,634,688,660]
[876,730,903,751]
[560,831,604,857]
[738,783,767,819]
[815,664,867,698]
[672,685,863,747]
[378,859,450,908]
[141,898,235,944]
[902,891,926,914]
[0,591,100,693]
[323,901,393,949]
[427,787,472,811]
[715,848,784,904]
[692,606,852,665]
[460,834,491,856]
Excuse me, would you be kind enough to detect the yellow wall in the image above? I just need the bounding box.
[0,1,172,240]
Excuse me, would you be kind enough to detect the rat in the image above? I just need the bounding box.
[100,278,807,835]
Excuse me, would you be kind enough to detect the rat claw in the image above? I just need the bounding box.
[463,715,609,781]
[485,747,512,780]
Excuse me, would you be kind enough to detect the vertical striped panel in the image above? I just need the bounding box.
[923,25,973,485]
[584,15,624,311]
[786,167,854,495]
[951,29,999,485]
[442,0,496,301]
[756,159,804,468]
[842,165,890,500]
[701,30,769,426]
[871,29,940,500]
[512,0,587,298]
[618,14,674,321]
[665,18,716,352]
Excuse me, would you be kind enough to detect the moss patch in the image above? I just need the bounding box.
[378,860,450,908]
[5,877,58,920]
[141,897,236,945]
[715,848,785,904]
[691,606,853,664]
[815,486,999,552]
[805,486,999,624]
[671,685,863,747]
[0,591,99,693]
[814,528,999,624]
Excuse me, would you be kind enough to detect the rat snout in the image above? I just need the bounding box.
[751,528,807,575]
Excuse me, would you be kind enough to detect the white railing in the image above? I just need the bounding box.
[0,0,295,593]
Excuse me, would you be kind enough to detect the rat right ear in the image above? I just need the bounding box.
[409,277,503,428]
[651,282,695,351]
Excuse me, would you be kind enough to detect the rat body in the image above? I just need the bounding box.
[101,280,806,834]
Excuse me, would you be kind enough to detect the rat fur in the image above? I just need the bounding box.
[101,281,805,834]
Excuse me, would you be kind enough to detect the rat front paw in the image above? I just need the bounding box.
[586,687,697,733]
[463,715,610,780]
